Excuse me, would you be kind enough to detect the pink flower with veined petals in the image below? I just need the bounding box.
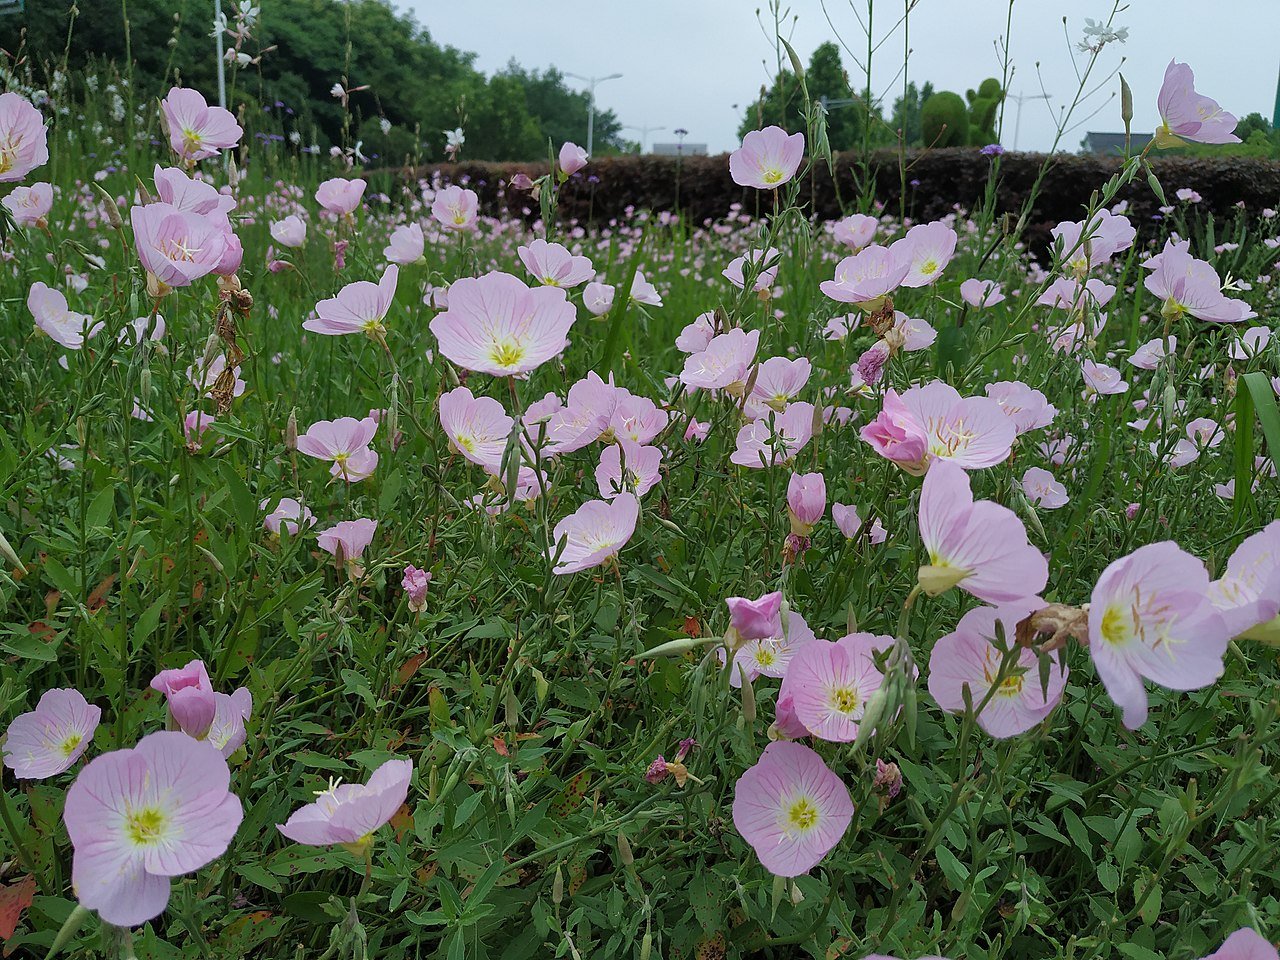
[1037,277,1115,311]
[863,383,1014,475]
[384,222,424,264]
[595,442,663,499]
[729,126,804,189]
[317,518,378,568]
[630,271,663,306]
[725,591,783,645]
[1154,60,1240,148]
[315,177,366,216]
[64,734,242,928]
[439,386,514,473]
[781,638,885,742]
[1198,929,1279,960]
[402,565,432,612]
[750,356,811,411]
[1209,520,1280,641]
[270,215,307,248]
[1022,466,1069,509]
[680,328,760,393]
[675,312,717,354]
[3,688,100,779]
[1144,247,1253,323]
[730,401,816,468]
[549,493,639,575]
[278,758,413,850]
[583,281,615,316]
[832,503,864,539]
[430,271,576,376]
[929,601,1067,738]
[0,92,49,182]
[160,86,242,162]
[2,181,52,226]
[1229,326,1271,360]
[787,472,826,535]
[984,381,1057,435]
[732,741,852,877]
[558,141,588,176]
[205,689,252,759]
[1128,335,1176,370]
[519,238,594,288]
[431,184,478,230]
[261,497,316,536]
[918,460,1048,603]
[960,278,1005,308]
[1089,542,1230,729]
[890,221,957,288]
[305,264,399,338]
[820,244,909,310]
[28,281,99,349]
[130,202,228,290]
[542,372,617,455]
[150,659,217,738]
[1081,360,1128,395]
[832,214,876,251]
[1051,209,1136,272]
[723,247,780,292]
[719,611,816,687]
[296,416,379,482]
[152,165,235,216]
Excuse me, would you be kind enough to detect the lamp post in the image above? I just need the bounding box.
[565,72,623,156]
[1008,92,1052,151]
[214,0,227,109]
[624,123,666,154]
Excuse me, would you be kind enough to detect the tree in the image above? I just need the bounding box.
[890,81,935,147]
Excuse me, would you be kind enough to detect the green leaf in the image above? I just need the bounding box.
[935,846,969,889]
[235,862,283,894]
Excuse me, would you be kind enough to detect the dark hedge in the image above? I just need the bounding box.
[397,149,1280,249]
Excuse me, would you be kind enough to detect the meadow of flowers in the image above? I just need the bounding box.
[0,36,1279,960]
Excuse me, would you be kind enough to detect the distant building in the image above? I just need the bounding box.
[1083,131,1153,155]
[651,142,708,156]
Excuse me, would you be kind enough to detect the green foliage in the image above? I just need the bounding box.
[921,90,969,147]
[965,77,1005,146]
[890,81,936,147]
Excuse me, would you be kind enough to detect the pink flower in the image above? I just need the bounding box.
[1144,247,1253,324]
[725,591,783,646]
[63,731,242,926]
[152,165,235,216]
[675,312,717,354]
[750,356,811,411]
[262,497,316,536]
[729,126,804,189]
[1128,336,1176,370]
[1198,929,1279,960]
[550,494,639,574]
[832,214,877,251]
[918,460,1048,603]
[519,238,594,288]
[984,381,1057,434]
[439,386,514,473]
[820,245,909,310]
[1229,326,1271,360]
[787,472,826,535]
[130,202,228,290]
[1155,60,1240,148]
[1209,520,1280,641]
[781,637,886,742]
[160,86,242,161]
[832,503,863,539]
[960,278,1005,308]
[206,689,253,759]
[630,271,663,307]
[430,272,576,376]
[270,214,307,248]
[723,247,780,292]
[296,416,379,482]
[680,328,760,393]
[2,688,100,779]
[183,410,215,447]
[315,177,366,216]
[583,281,615,316]
[890,221,957,288]
[721,612,816,687]
[1022,466,1068,509]
[0,92,49,182]
[402,565,432,612]
[558,141,589,176]
[731,741,852,876]
[928,602,1067,738]
[1051,210,1136,272]
[730,402,816,468]
[305,264,399,338]
[431,184,479,230]
[855,342,891,387]
[150,659,217,738]
[2,181,52,226]
[317,518,379,569]
[278,758,413,851]
[542,373,617,455]
[28,281,98,349]
[1088,542,1230,729]
[596,442,663,499]
[384,222,424,264]
[863,382,1014,474]
[1081,360,1129,395]
[1037,277,1115,311]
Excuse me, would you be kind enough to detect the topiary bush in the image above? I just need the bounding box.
[921,92,970,148]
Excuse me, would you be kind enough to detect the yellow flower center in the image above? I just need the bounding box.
[126,806,168,846]
[1099,605,1131,646]
[59,733,83,757]
[920,258,939,276]
[490,340,526,369]
[762,167,784,185]
[830,685,859,715]
[998,674,1024,696]
[785,795,819,833]
[756,648,776,667]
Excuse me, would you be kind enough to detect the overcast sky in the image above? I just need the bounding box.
[398,0,1278,155]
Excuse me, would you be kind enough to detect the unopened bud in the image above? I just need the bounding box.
[552,864,564,904]
[616,831,634,867]
[738,665,756,724]
[1120,74,1133,128]
[285,409,298,451]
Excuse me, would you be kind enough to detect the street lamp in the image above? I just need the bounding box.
[565,72,623,156]
[624,123,666,154]
[1008,92,1052,151]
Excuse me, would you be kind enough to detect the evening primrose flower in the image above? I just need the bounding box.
[439,386,515,473]
[28,281,99,349]
[315,177,366,216]
[159,86,243,162]
[780,637,886,743]
[384,222,425,264]
[729,126,804,190]
[1154,60,1240,148]
[2,688,100,779]
[296,416,379,482]
[63,732,242,927]
[731,741,852,877]
[278,758,413,854]
[548,493,639,574]
[519,238,594,288]
[0,91,50,182]
[305,264,398,338]
[431,184,479,230]
[558,141,588,176]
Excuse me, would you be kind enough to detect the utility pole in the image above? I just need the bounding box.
[214,0,227,109]
[1008,92,1052,151]
[565,72,623,156]
[624,123,666,154]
